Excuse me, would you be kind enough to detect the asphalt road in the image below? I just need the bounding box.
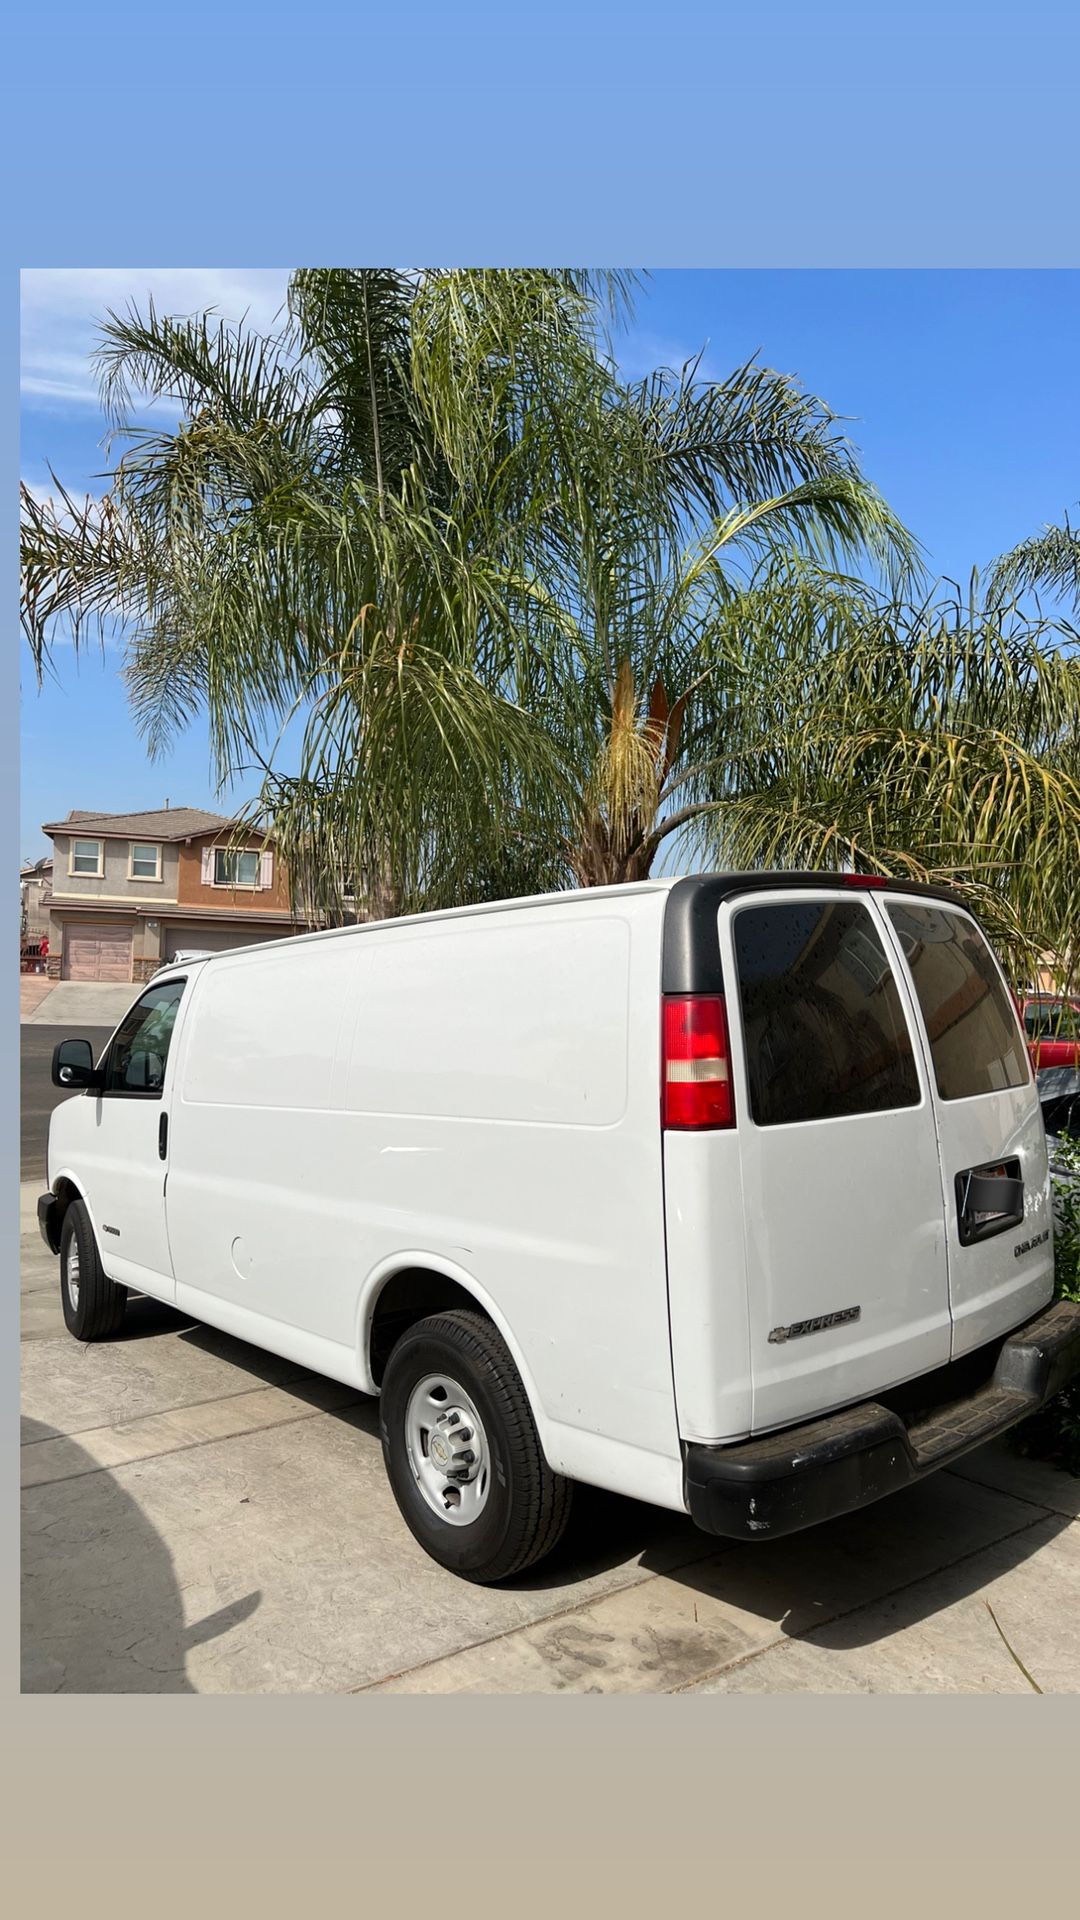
[21,1027,113,1181]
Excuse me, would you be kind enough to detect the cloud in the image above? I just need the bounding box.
[21,477,59,509]
[22,471,107,517]
[614,328,725,386]
[20,267,292,413]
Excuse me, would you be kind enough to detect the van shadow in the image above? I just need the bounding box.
[94,1304,1076,1663]
[116,1298,384,1433]
[501,1460,1076,1660]
[21,1417,261,1694]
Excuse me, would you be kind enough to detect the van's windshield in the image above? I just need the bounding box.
[886,904,1030,1100]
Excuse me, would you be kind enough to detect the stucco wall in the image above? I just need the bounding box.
[176,836,294,915]
[50,834,181,904]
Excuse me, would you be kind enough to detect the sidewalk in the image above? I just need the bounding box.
[19,1178,1080,1693]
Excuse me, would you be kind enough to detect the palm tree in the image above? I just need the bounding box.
[20,267,915,923]
[989,516,1080,614]
[698,563,1080,986]
[23,272,1080,981]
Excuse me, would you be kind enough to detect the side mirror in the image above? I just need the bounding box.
[51,1038,101,1091]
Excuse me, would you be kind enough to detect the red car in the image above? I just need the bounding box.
[1021,994,1080,1069]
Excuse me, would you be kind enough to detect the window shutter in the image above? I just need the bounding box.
[201,847,212,884]
[258,852,274,890]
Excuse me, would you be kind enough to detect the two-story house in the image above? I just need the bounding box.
[40,807,312,982]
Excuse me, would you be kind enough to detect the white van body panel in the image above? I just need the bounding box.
[46,970,200,1299]
[716,889,953,1436]
[938,1085,1053,1351]
[62,1096,176,1296]
[662,1129,753,1441]
[878,894,1054,1355]
[163,887,686,1508]
[44,874,1059,1536]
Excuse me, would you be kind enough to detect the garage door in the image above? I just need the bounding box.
[63,924,132,982]
[163,923,289,960]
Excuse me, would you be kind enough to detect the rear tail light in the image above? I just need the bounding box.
[837,873,889,889]
[662,995,735,1130]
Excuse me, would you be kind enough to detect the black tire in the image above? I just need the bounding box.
[380,1308,572,1583]
[59,1199,127,1341]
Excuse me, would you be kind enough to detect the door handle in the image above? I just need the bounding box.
[955,1159,1023,1245]
[158,1112,169,1161]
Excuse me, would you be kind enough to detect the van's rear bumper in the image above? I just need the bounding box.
[685,1300,1080,1541]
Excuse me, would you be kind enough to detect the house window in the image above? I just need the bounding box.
[214,848,261,888]
[70,839,103,877]
[130,842,162,880]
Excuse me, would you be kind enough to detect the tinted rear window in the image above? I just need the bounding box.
[886,904,1030,1100]
[732,900,921,1127]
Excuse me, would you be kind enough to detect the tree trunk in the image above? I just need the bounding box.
[571,812,657,888]
[363,859,404,922]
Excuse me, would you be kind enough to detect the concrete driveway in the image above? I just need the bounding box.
[22,981,138,1026]
[20,975,56,1019]
[20,1180,1080,1693]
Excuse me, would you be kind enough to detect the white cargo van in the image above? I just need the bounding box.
[39,874,1080,1583]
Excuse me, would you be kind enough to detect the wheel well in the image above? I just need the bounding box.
[42,1177,82,1254]
[368,1267,484,1385]
[52,1177,82,1221]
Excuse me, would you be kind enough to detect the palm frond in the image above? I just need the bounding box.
[989,517,1080,614]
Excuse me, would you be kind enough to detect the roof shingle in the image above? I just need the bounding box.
[42,806,241,842]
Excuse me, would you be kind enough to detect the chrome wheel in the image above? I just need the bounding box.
[404,1373,491,1526]
[65,1238,81,1311]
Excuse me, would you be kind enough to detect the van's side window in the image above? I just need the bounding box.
[101,978,186,1097]
[887,906,1030,1100]
[733,901,921,1127]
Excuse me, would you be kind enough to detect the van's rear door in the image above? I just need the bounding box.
[720,887,953,1433]
[880,897,1054,1357]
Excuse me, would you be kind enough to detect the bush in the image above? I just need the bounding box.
[1011,1131,1080,1474]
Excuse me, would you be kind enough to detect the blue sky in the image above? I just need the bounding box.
[20,267,1080,862]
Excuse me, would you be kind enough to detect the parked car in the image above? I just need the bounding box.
[1021,993,1080,1069]
[1038,1065,1080,1140]
[1038,1066,1080,1228]
[38,874,1080,1583]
